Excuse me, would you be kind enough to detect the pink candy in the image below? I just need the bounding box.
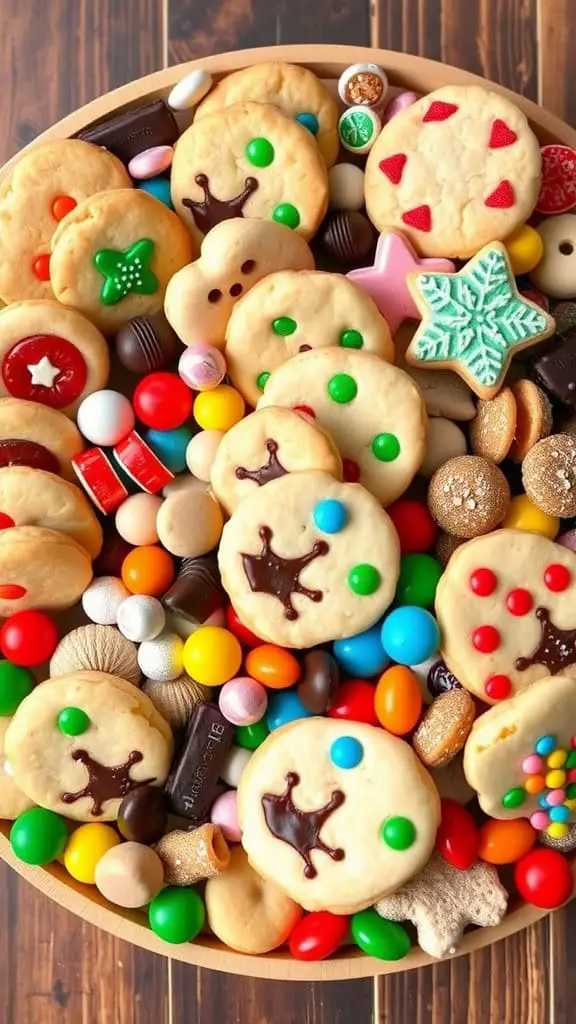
[547,788,566,806]
[219,676,268,727]
[530,811,550,830]
[128,145,174,180]
[210,789,242,843]
[178,344,227,391]
[382,90,420,124]
[522,754,543,774]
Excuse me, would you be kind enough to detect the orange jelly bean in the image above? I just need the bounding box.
[374,665,422,736]
[121,545,175,597]
[478,818,536,865]
[524,774,546,795]
[245,645,300,689]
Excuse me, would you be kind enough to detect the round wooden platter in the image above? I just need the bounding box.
[1,43,575,980]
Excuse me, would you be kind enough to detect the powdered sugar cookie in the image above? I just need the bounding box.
[365,85,541,257]
[0,397,83,481]
[0,466,102,558]
[0,525,92,616]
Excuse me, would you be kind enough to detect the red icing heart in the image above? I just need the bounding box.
[0,513,15,530]
[0,584,27,600]
[401,205,432,232]
[484,180,515,209]
[423,101,458,122]
[2,334,87,409]
[379,153,407,185]
[488,119,518,149]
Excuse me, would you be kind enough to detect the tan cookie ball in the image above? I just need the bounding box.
[412,689,476,767]
[508,380,552,463]
[49,625,140,687]
[469,387,517,464]
[141,675,210,731]
[156,486,224,558]
[428,456,510,539]
[522,433,576,517]
[95,841,164,909]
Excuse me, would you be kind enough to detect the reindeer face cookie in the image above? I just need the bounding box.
[237,717,441,914]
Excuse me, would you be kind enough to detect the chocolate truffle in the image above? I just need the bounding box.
[115,314,181,374]
[319,210,375,269]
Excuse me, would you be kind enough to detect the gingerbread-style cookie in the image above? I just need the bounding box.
[0,466,102,558]
[171,102,329,245]
[0,139,131,304]
[0,300,109,416]
[435,528,576,703]
[218,469,400,648]
[0,718,34,820]
[195,62,339,167]
[50,190,193,332]
[0,525,93,616]
[164,218,314,349]
[5,671,173,821]
[365,85,541,257]
[237,717,440,914]
[257,349,426,507]
[225,270,394,406]
[0,397,83,481]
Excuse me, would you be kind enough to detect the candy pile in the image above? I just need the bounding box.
[0,57,575,963]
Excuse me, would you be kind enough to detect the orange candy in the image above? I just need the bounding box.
[121,545,175,597]
[524,774,546,795]
[478,818,536,865]
[374,665,422,736]
[245,645,300,690]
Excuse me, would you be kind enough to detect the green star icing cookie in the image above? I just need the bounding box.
[93,238,159,306]
[408,245,553,394]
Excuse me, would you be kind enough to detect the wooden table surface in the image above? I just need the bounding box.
[0,1,575,1021]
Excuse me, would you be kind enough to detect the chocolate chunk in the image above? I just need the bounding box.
[319,210,376,269]
[117,784,168,844]
[532,328,576,409]
[76,99,178,165]
[162,554,226,624]
[165,703,234,821]
[297,650,340,713]
[115,314,181,374]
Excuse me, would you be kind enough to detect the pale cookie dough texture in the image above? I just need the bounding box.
[164,218,314,350]
[0,524,93,617]
[210,407,343,515]
[238,717,441,914]
[0,396,84,481]
[464,674,576,821]
[435,529,576,703]
[0,466,103,558]
[258,348,426,507]
[0,139,131,304]
[365,85,541,257]
[171,102,329,245]
[50,190,193,333]
[225,269,394,406]
[5,671,173,822]
[0,718,34,820]
[218,469,400,648]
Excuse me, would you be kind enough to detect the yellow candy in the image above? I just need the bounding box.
[547,822,570,839]
[193,385,245,432]
[502,494,559,539]
[183,625,242,686]
[565,798,576,811]
[547,749,567,769]
[64,823,120,884]
[504,224,544,276]
[546,769,567,788]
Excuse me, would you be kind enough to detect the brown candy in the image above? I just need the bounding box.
[76,99,178,165]
[95,841,164,909]
[115,314,180,375]
[531,327,576,410]
[162,553,226,624]
[427,456,510,539]
[297,650,340,713]
[154,823,230,885]
[117,784,168,844]
[319,211,375,269]
[164,702,234,821]
[412,689,476,767]
[469,388,516,464]
[508,380,553,463]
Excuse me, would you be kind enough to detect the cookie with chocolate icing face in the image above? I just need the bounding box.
[210,407,342,515]
[5,671,173,822]
[170,102,329,245]
[218,469,400,648]
[436,529,576,704]
[237,716,441,914]
[0,525,93,616]
[0,397,84,481]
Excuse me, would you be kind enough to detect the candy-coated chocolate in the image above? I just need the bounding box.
[289,910,350,961]
[134,372,193,431]
[395,553,443,609]
[374,665,422,735]
[76,390,135,447]
[514,847,574,908]
[327,680,378,726]
[149,886,206,943]
[128,145,174,180]
[218,676,268,726]
[502,493,559,538]
[121,545,175,596]
[58,706,90,736]
[351,908,411,961]
[168,68,213,110]
[115,493,162,546]
[145,426,193,474]
[193,385,245,432]
[387,499,436,554]
[504,224,544,276]
[116,594,166,642]
[118,784,168,844]
[210,789,242,842]
[183,626,242,686]
[436,798,479,870]
[332,622,389,678]
[245,645,300,690]
[381,816,416,850]
[63,822,120,884]
[0,661,35,715]
[478,818,536,865]
[297,649,340,713]
[234,719,270,750]
[10,807,68,865]
[0,610,58,667]
[381,607,440,666]
[265,687,313,731]
[225,604,265,647]
[330,735,364,769]
[178,344,226,391]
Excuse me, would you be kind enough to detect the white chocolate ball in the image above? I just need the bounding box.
[76,390,135,447]
[115,493,163,546]
[137,631,184,681]
[81,576,130,625]
[117,595,166,642]
[186,431,224,481]
[220,745,251,788]
[420,418,468,478]
[328,163,365,211]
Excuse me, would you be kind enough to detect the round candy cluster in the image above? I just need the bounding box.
[502,734,576,838]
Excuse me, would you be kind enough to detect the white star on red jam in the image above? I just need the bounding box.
[26,355,60,388]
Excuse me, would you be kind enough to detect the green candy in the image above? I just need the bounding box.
[57,706,90,736]
[327,373,357,404]
[93,238,158,306]
[566,750,576,770]
[272,317,297,336]
[395,553,443,609]
[348,563,380,596]
[235,720,270,750]
[149,886,205,944]
[351,909,411,961]
[381,816,416,851]
[339,329,364,349]
[272,203,300,230]
[245,137,275,167]
[256,371,271,391]
[10,807,68,865]
[0,661,35,716]
[501,787,526,810]
[371,432,400,462]
[566,782,576,799]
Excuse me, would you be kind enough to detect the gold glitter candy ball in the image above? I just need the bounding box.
[49,624,140,686]
[413,688,476,767]
[522,433,576,517]
[428,455,510,539]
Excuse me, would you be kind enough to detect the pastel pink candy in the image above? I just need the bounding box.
[522,754,543,774]
[382,90,420,124]
[128,145,174,180]
[210,789,242,843]
[219,676,268,726]
[530,811,550,830]
[547,788,566,806]
[557,529,576,552]
[178,344,227,391]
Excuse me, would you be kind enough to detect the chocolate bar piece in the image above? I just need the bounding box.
[76,99,179,165]
[165,703,234,821]
[162,554,226,623]
[532,328,576,410]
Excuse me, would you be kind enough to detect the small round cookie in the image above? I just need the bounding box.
[0,300,109,417]
[218,469,400,648]
[156,485,224,557]
[0,525,93,616]
[257,349,426,507]
[522,434,576,517]
[427,456,510,538]
[0,466,102,558]
[420,418,467,478]
[5,671,173,821]
[225,270,393,406]
[508,380,552,463]
[0,717,34,820]
[0,139,131,304]
[529,214,576,299]
[365,85,541,257]
[50,190,193,333]
[164,218,314,350]
[210,407,342,515]
[469,388,517,464]
[435,528,576,703]
[237,717,440,914]
[171,102,328,245]
[0,397,83,481]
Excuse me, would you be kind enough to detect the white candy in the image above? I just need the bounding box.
[219,745,251,788]
[117,595,166,643]
[328,163,365,212]
[82,576,130,626]
[168,69,213,111]
[137,631,184,681]
[76,390,135,447]
[337,62,388,108]
[338,106,382,155]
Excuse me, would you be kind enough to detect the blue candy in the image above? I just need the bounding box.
[535,735,556,756]
[381,606,440,666]
[137,176,174,210]
[330,736,363,769]
[296,112,319,135]
[333,622,389,678]
[266,688,312,732]
[549,805,571,824]
[313,498,348,534]
[145,426,192,474]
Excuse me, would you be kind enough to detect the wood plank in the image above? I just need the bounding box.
[537,0,576,123]
[548,903,576,1024]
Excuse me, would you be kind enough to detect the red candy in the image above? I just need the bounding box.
[506,588,533,616]
[327,680,378,726]
[0,513,15,530]
[342,458,360,483]
[2,334,87,409]
[289,911,350,961]
[514,848,574,909]
[51,195,77,221]
[536,144,576,215]
[472,625,500,653]
[436,799,479,870]
[387,499,436,555]
[0,609,58,667]
[225,604,264,647]
[469,567,497,597]
[133,372,193,430]
[72,447,128,514]
[113,430,174,494]
[484,674,512,701]
[544,563,571,592]
[293,405,315,419]
[32,254,51,281]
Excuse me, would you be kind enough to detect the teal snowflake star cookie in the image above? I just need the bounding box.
[405,243,555,399]
[93,238,158,306]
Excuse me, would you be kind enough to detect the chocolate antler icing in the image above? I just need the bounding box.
[62,749,155,816]
[182,173,259,233]
[241,526,328,620]
[515,606,576,675]
[235,439,287,486]
[261,772,345,879]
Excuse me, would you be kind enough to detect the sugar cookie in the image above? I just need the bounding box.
[0,466,102,557]
[0,397,83,481]
[0,525,93,616]
[0,718,34,820]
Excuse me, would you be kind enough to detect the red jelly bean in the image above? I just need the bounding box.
[506,588,533,616]
[436,798,479,870]
[544,563,571,592]
[0,609,58,667]
[387,499,436,555]
[225,604,264,647]
[514,848,574,909]
[32,253,51,281]
[472,625,500,653]
[327,680,378,726]
[469,567,497,596]
[289,911,350,961]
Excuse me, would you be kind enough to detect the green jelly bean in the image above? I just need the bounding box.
[351,908,411,961]
[235,720,270,750]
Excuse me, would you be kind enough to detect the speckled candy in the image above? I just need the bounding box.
[128,145,174,180]
[81,576,131,625]
[116,594,166,642]
[218,677,268,726]
[178,345,226,391]
[137,631,184,681]
[210,789,242,842]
